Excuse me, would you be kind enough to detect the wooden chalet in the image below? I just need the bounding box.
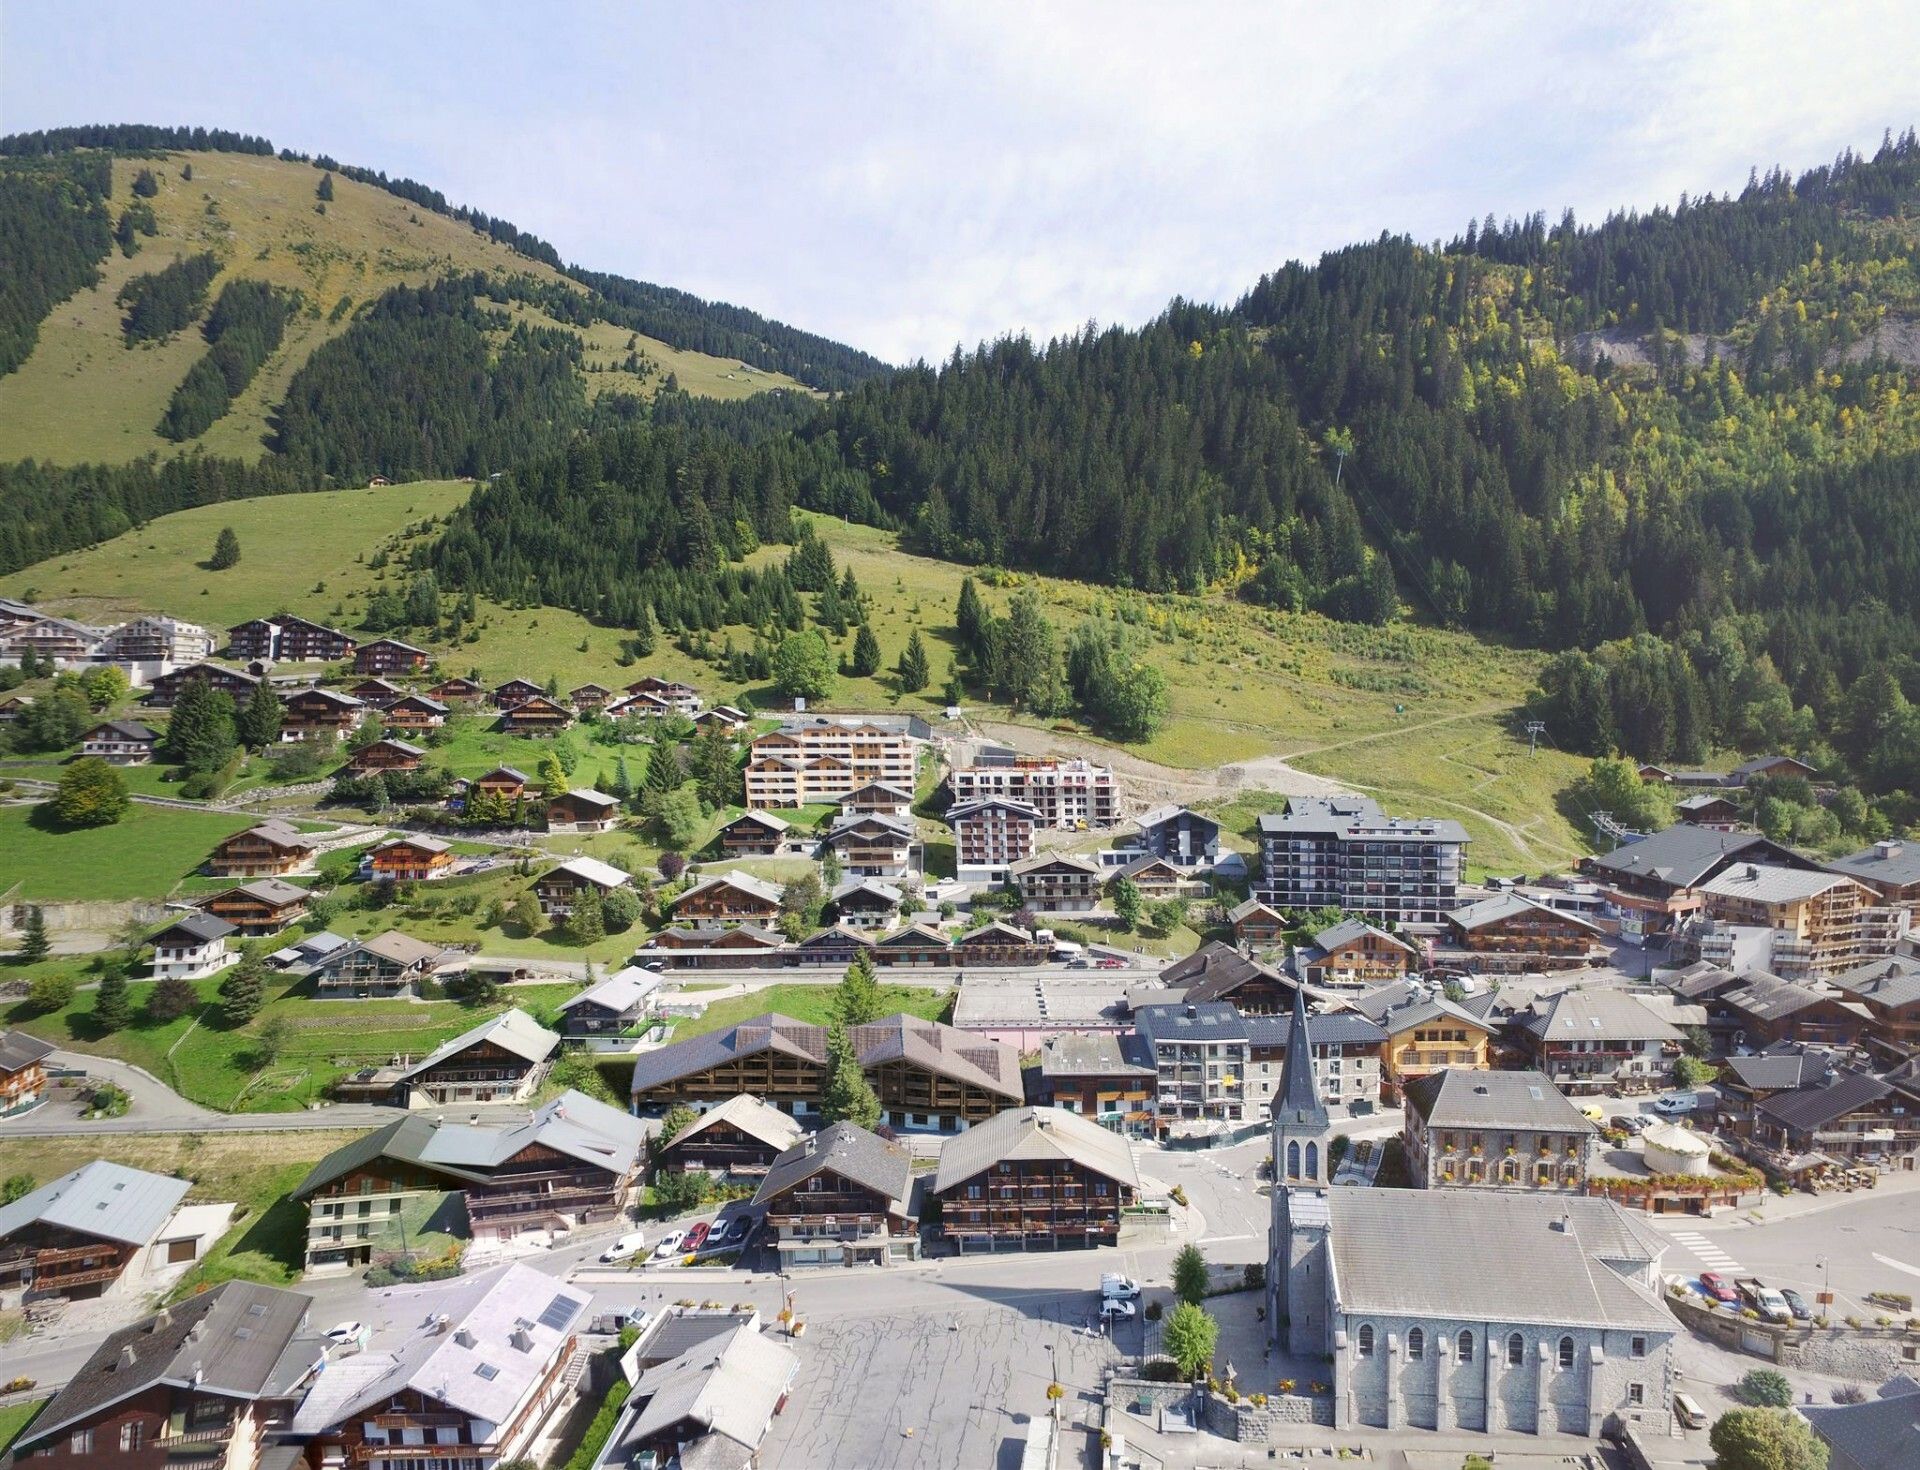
[1295,919,1418,989]
[647,926,786,970]
[228,614,354,663]
[500,694,572,735]
[605,690,673,720]
[753,1122,920,1266]
[718,808,789,857]
[207,819,317,877]
[874,923,953,968]
[1011,852,1102,913]
[78,719,157,765]
[623,676,701,713]
[1440,893,1606,973]
[830,878,903,930]
[670,871,784,930]
[145,661,259,706]
[281,686,364,740]
[490,676,546,707]
[568,681,614,711]
[956,921,1050,967]
[0,1031,55,1118]
[546,787,621,834]
[383,693,449,732]
[473,764,532,800]
[1162,942,1297,1014]
[534,856,632,917]
[366,835,454,881]
[348,675,409,706]
[555,968,659,1038]
[385,1008,560,1105]
[428,675,485,703]
[1676,792,1742,829]
[932,1105,1140,1250]
[822,812,915,877]
[312,930,444,997]
[1031,1032,1157,1121]
[347,737,426,775]
[839,780,915,817]
[354,637,429,675]
[1827,955,1920,1061]
[0,1160,190,1305]
[650,1093,802,1178]
[1110,853,1187,898]
[693,703,750,733]
[1229,898,1288,947]
[196,877,310,937]
[790,925,875,968]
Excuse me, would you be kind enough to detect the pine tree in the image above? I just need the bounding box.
[897,629,930,692]
[643,741,682,803]
[955,577,987,661]
[218,952,265,1026]
[317,172,334,202]
[632,603,656,657]
[613,755,634,801]
[237,683,282,749]
[569,886,605,943]
[692,726,737,809]
[833,950,883,1025]
[820,1022,881,1128]
[162,677,237,773]
[850,623,881,677]
[18,906,50,963]
[208,526,240,569]
[93,967,133,1033]
[538,751,568,796]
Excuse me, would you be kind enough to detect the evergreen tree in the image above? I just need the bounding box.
[1172,1243,1210,1305]
[53,757,129,827]
[317,171,335,202]
[510,890,544,935]
[146,975,198,1022]
[897,629,930,692]
[692,726,737,809]
[93,967,132,1033]
[18,906,50,963]
[161,677,237,773]
[218,952,265,1026]
[643,741,682,804]
[131,167,158,197]
[208,526,240,569]
[613,755,634,801]
[237,684,282,749]
[820,1022,881,1128]
[955,577,988,662]
[538,750,568,796]
[1112,876,1142,931]
[850,623,881,677]
[833,950,883,1025]
[569,887,605,944]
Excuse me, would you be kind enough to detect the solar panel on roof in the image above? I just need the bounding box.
[535,1293,580,1331]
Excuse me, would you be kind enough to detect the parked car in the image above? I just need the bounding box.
[324,1321,363,1344]
[1699,1271,1738,1304]
[651,1229,687,1259]
[1609,1114,1649,1134]
[683,1221,711,1253]
[1098,1298,1136,1319]
[1094,956,1125,970]
[718,1213,756,1245]
[1737,1277,1792,1323]
[1100,1273,1141,1300]
[1652,1091,1697,1116]
[1780,1287,1812,1321]
[1674,1391,1708,1429]
[600,1231,647,1262]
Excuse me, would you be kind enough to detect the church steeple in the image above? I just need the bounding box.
[1269,981,1335,1358]
[1273,983,1329,1132]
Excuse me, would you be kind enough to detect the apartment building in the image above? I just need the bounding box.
[947,798,1042,883]
[932,1106,1141,1251]
[96,615,215,665]
[1256,795,1469,926]
[948,757,1120,829]
[745,718,920,808]
[1695,863,1907,980]
[1133,1001,1251,1129]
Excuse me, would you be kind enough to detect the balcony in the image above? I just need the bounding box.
[159,1422,239,1448]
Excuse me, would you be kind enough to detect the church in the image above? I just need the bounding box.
[1267,988,1679,1438]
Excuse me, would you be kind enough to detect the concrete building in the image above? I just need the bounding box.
[95,615,215,665]
[1256,795,1468,926]
[947,797,1041,883]
[1516,990,1684,1092]
[1244,1009,1385,1115]
[948,757,1120,830]
[745,718,920,808]
[147,913,237,981]
[1402,1068,1596,1191]
[1695,862,1907,980]
[1133,1001,1250,1130]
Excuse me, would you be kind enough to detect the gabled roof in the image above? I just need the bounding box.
[674,870,783,907]
[823,811,914,843]
[875,922,950,949]
[1242,1009,1388,1050]
[389,694,449,714]
[1518,989,1684,1044]
[1721,974,1857,1024]
[1135,1000,1247,1044]
[1699,862,1856,904]
[353,930,444,967]
[288,686,363,708]
[558,966,660,1014]
[228,818,315,851]
[543,855,632,890]
[290,1263,587,1432]
[722,808,789,833]
[1010,851,1102,877]
[17,1282,314,1452]
[361,636,426,655]
[666,1093,805,1155]
[151,912,236,947]
[1585,824,1800,890]
[550,786,621,810]
[630,1013,827,1097]
[201,877,309,908]
[1721,1043,1851,1094]
[1161,942,1294,1006]
[1756,1070,1894,1132]
[753,1121,912,1213]
[1827,955,1920,1011]
[1660,961,1749,1001]
[933,1106,1140,1193]
[957,920,1035,946]
[476,764,531,784]
[0,1029,56,1073]
[1313,917,1419,952]
[1134,804,1217,832]
[355,737,426,758]
[1802,1375,1920,1470]
[795,925,875,951]
[373,833,452,855]
[1403,1068,1596,1134]
[397,1008,558,1080]
[850,1014,1023,1099]
[1446,892,1602,935]
[946,797,1043,823]
[1228,897,1286,923]
[1114,852,1183,881]
[0,1159,191,1247]
[1826,839,1920,890]
[83,719,157,741]
[622,1324,799,1461]
[832,877,903,907]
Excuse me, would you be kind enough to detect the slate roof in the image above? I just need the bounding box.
[1660,961,1750,1001]
[1755,1070,1894,1133]
[1802,1376,1920,1470]
[1826,840,1920,891]
[1518,989,1684,1044]
[832,877,903,907]
[1721,974,1858,1023]
[1585,824,1799,890]
[824,811,914,843]
[1326,1191,1671,1330]
[290,1263,587,1432]
[674,870,783,907]
[150,912,236,947]
[202,877,310,908]
[1446,892,1601,934]
[397,1007,558,1080]
[1699,862,1855,904]
[232,818,315,851]
[666,1094,805,1155]
[0,1160,191,1247]
[619,1324,799,1465]
[1228,898,1285,923]
[1721,1044,1850,1094]
[85,719,157,741]
[1272,986,1327,1129]
[1402,1068,1596,1134]
[933,1106,1140,1193]
[1313,917,1417,952]
[1010,851,1101,876]
[16,1282,315,1451]
[1828,955,1920,1010]
[754,1122,913,1214]
[723,809,789,833]
[0,1029,56,1073]
[1242,1010,1389,1050]
[1135,1000,1247,1045]
[1160,942,1295,1006]
[552,787,621,810]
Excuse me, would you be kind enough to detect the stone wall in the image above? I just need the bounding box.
[1669,1288,1920,1374]
[1200,1391,1335,1437]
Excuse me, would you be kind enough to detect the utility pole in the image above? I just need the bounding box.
[1525,720,1545,756]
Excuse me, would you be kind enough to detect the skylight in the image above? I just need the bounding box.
[474,1363,499,1380]
[535,1294,581,1332]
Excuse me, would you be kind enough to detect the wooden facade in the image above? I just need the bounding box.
[500,695,572,735]
[281,687,363,740]
[383,695,448,732]
[937,1155,1132,1249]
[1300,926,1417,989]
[207,822,316,877]
[719,810,788,856]
[428,676,485,703]
[197,883,308,937]
[368,838,453,881]
[672,876,783,929]
[354,637,429,675]
[408,1037,550,1105]
[348,738,424,774]
[465,1139,635,1238]
[491,678,546,707]
[0,1222,137,1303]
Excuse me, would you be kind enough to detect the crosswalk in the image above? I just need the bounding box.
[1670,1230,1743,1276]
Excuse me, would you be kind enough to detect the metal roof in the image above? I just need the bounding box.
[1699,862,1855,904]
[753,1122,912,1214]
[1402,1068,1596,1134]
[1586,824,1797,889]
[151,912,235,946]
[0,1029,56,1073]
[620,1324,799,1462]
[1257,794,1469,845]
[546,855,633,890]
[1756,1070,1894,1132]
[0,1159,191,1247]
[932,1105,1140,1193]
[558,966,661,1014]
[397,1007,559,1080]
[1825,839,1920,890]
[1827,955,1920,1010]
[674,869,783,907]
[668,1093,805,1154]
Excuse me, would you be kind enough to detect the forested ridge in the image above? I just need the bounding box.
[0,152,112,375]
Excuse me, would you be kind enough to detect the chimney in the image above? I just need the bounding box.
[1185,1003,1197,1018]
[1745,865,1759,880]
[118,1344,137,1371]
[1553,1212,1571,1234]
[454,1328,476,1349]
[1876,839,1902,861]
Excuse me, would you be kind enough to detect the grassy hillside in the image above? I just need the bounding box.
[0,150,810,465]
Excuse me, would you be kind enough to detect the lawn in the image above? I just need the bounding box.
[3,972,582,1112]
[0,1400,49,1456]
[0,801,252,901]
[0,1130,367,1291]
[668,982,954,1041]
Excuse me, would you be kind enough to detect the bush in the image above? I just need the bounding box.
[1738,1368,1793,1407]
[25,973,76,1013]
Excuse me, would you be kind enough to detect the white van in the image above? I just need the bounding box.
[1673,1391,1707,1429]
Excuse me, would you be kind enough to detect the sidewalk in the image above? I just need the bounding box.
[1647,1167,1920,1232]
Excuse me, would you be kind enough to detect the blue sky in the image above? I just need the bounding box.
[4,2,1916,363]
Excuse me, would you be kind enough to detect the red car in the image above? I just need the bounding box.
[1699,1271,1738,1304]
[1094,956,1125,970]
[683,1221,711,1253]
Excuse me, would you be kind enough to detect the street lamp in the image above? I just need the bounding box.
[1816,1256,1834,1312]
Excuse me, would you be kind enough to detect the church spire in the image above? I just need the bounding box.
[1273,983,1328,1128]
